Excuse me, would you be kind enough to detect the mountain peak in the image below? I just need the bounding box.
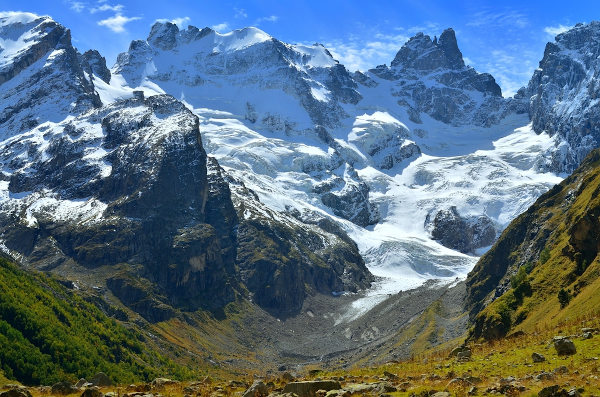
[148,20,180,50]
[390,27,465,71]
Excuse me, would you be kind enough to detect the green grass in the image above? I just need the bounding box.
[0,257,192,385]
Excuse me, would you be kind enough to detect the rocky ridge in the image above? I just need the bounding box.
[527,21,600,173]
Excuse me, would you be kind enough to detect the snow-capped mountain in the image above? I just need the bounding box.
[527,21,600,173]
[106,20,562,295]
[4,11,599,324]
[0,12,100,135]
[0,13,373,320]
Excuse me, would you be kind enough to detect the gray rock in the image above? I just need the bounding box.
[282,381,341,397]
[81,50,111,83]
[80,388,103,397]
[426,207,496,253]
[90,373,112,387]
[582,332,593,339]
[75,380,88,389]
[538,385,576,397]
[553,337,577,355]
[535,372,556,381]
[0,388,33,397]
[553,366,569,375]
[320,169,380,227]
[242,381,268,397]
[532,352,546,362]
[51,382,79,395]
[449,345,471,358]
[430,393,451,397]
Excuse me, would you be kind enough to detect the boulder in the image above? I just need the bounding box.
[532,352,546,363]
[90,373,112,387]
[75,379,88,389]
[282,381,341,397]
[582,332,593,339]
[241,381,268,397]
[0,388,33,397]
[80,388,103,397]
[538,385,575,397]
[535,372,556,381]
[150,378,179,390]
[554,366,569,375]
[449,346,471,357]
[553,337,577,355]
[51,382,79,395]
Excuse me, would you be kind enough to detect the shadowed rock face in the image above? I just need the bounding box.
[81,50,111,84]
[527,21,600,173]
[426,207,496,254]
[0,16,375,320]
[0,91,373,320]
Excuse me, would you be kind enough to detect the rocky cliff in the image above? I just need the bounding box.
[0,14,372,321]
[527,21,600,173]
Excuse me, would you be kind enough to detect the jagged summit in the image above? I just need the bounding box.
[0,11,100,136]
[391,28,464,71]
[146,20,273,52]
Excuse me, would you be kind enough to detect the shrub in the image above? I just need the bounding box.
[558,288,571,308]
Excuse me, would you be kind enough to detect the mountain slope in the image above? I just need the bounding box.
[467,148,600,339]
[0,13,372,323]
[0,12,100,136]
[0,255,189,385]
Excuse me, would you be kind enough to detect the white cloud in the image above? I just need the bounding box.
[69,1,85,12]
[253,15,279,26]
[325,32,408,72]
[90,3,123,14]
[467,9,528,29]
[544,24,572,38]
[155,17,191,28]
[471,47,538,97]
[212,22,229,32]
[234,8,247,19]
[97,13,141,33]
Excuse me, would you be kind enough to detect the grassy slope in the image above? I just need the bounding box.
[467,149,600,339]
[0,256,192,385]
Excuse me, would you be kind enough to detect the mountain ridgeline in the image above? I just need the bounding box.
[1,10,600,383]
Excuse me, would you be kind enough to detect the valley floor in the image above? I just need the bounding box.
[3,315,599,396]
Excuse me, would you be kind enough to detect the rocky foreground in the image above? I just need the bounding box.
[2,322,598,397]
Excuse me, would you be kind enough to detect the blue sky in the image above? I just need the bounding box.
[1,0,597,96]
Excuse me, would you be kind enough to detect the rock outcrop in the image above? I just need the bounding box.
[426,207,496,253]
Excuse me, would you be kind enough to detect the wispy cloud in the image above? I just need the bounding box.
[234,7,247,19]
[97,13,141,33]
[90,3,123,14]
[254,15,279,25]
[544,24,572,38]
[155,17,191,28]
[70,1,85,12]
[212,22,229,32]
[325,31,409,72]
[474,47,538,97]
[467,9,528,29]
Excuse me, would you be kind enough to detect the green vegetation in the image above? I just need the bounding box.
[539,246,551,264]
[558,288,571,308]
[0,257,191,385]
[468,149,600,339]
